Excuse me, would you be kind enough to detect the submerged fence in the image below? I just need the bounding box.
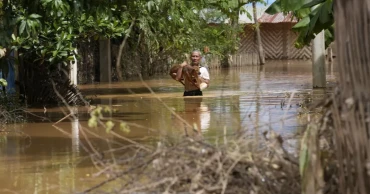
[205,52,260,68]
[230,52,260,66]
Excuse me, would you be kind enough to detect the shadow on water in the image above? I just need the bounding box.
[0,60,338,193]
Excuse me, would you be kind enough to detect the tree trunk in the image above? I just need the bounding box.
[332,0,370,193]
[116,19,136,81]
[253,2,265,65]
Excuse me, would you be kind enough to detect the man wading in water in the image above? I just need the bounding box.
[174,51,210,96]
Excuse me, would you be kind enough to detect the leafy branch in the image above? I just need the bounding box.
[266,0,334,48]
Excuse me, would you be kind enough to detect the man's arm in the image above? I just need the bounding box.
[200,77,209,85]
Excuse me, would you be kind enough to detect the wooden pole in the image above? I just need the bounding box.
[311,30,326,88]
[253,2,265,65]
[99,39,112,83]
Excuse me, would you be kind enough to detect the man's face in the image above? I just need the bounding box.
[191,52,202,66]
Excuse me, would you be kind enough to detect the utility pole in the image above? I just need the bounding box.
[311,30,326,88]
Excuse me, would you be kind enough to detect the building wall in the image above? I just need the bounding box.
[236,23,312,61]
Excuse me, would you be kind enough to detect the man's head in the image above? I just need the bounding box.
[191,50,202,66]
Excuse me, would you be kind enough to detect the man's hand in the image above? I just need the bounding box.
[180,61,188,67]
[200,77,209,85]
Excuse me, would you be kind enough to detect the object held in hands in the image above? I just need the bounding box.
[169,64,206,90]
[169,64,182,81]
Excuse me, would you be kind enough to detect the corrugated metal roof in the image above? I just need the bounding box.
[257,12,297,23]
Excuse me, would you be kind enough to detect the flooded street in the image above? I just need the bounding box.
[0,60,337,193]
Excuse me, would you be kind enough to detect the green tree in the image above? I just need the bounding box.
[203,0,266,66]
[266,0,334,48]
[0,0,265,105]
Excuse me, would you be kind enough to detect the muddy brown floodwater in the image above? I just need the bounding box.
[0,60,338,193]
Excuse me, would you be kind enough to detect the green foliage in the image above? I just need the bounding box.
[0,0,267,100]
[120,122,130,133]
[87,105,130,134]
[0,78,7,87]
[17,11,42,37]
[0,47,5,58]
[197,0,267,57]
[88,106,113,128]
[6,0,134,67]
[88,106,102,128]
[0,0,264,70]
[0,92,25,124]
[105,120,114,133]
[266,0,334,48]
[0,47,10,82]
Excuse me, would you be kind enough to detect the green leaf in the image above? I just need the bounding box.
[302,0,326,8]
[103,106,112,113]
[147,1,154,12]
[266,0,306,14]
[29,14,42,19]
[324,26,334,48]
[0,79,7,87]
[59,51,68,56]
[81,14,86,21]
[295,8,311,19]
[299,126,310,176]
[246,11,252,21]
[120,122,130,133]
[292,17,310,29]
[265,0,282,14]
[0,48,6,58]
[105,121,115,133]
[19,21,26,35]
[300,142,308,176]
[282,0,306,11]
[88,116,98,128]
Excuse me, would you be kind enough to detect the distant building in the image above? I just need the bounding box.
[233,12,312,65]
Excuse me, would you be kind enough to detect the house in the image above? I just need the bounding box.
[229,12,314,66]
